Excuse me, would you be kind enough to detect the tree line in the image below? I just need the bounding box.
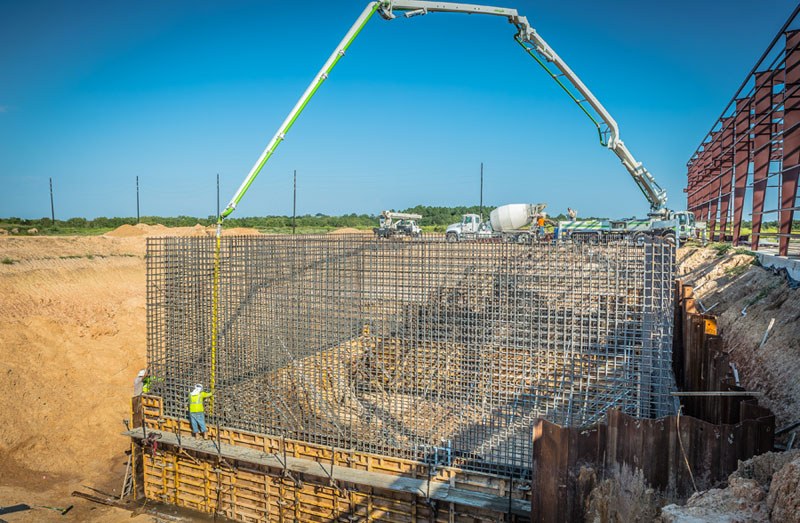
[1,210,793,235]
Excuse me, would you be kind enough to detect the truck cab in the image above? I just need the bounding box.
[446,214,487,242]
[646,210,700,242]
[675,211,705,241]
[396,219,421,237]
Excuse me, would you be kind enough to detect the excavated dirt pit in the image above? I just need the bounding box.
[1,236,798,521]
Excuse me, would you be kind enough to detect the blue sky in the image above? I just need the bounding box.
[0,0,795,219]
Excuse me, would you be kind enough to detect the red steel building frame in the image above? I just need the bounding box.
[686,8,800,256]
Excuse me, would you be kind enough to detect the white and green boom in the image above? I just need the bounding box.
[219,0,669,224]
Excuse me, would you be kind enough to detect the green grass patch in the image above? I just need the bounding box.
[746,283,779,308]
[732,247,756,257]
[725,263,751,278]
[256,226,340,235]
[1,257,15,265]
[709,243,732,256]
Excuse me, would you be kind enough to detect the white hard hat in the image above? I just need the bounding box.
[137,369,146,378]
[541,212,547,217]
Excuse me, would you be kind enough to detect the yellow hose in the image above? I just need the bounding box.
[209,224,221,415]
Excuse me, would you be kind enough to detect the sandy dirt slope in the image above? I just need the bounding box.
[0,227,260,521]
[677,246,800,428]
[0,237,148,521]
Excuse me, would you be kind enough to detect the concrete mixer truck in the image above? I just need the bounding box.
[445,203,547,243]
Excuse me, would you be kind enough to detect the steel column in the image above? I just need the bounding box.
[717,117,735,240]
[732,97,753,245]
[707,132,722,239]
[780,30,800,255]
[751,71,776,250]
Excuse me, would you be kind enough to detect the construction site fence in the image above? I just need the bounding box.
[145,234,677,478]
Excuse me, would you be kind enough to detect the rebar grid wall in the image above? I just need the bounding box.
[147,235,676,476]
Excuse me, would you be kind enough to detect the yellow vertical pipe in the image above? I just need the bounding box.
[210,226,221,414]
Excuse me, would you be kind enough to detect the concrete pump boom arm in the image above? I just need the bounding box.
[220,0,667,222]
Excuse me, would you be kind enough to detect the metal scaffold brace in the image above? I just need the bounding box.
[209,0,671,400]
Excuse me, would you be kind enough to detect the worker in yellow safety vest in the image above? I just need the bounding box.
[134,369,155,395]
[188,384,213,438]
[142,374,152,394]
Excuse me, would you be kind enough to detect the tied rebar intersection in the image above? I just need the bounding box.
[146,235,676,476]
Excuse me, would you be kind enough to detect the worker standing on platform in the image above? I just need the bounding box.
[133,369,148,396]
[188,384,213,439]
[536,213,547,239]
[142,372,152,394]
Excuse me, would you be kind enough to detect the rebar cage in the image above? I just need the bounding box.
[146,235,676,476]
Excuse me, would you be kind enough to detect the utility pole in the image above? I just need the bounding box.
[216,174,220,219]
[479,162,484,220]
[136,176,140,223]
[292,170,297,235]
[49,177,55,222]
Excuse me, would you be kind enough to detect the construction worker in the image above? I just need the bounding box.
[536,213,547,238]
[134,369,154,395]
[188,384,213,438]
[133,369,146,396]
[142,372,152,394]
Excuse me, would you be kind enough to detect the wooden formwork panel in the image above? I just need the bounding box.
[136,395,529,522]
[142,450,513,522]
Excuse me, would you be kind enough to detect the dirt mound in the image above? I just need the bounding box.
[104,224,147,237]
[767,454,800,522]
[661,450,800,522]
[105,223,261,238]
[328,227,369,235]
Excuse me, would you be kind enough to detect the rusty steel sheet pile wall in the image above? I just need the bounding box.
[529,282,775,523]
[145,235,676,478]
[686,7,800,255]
